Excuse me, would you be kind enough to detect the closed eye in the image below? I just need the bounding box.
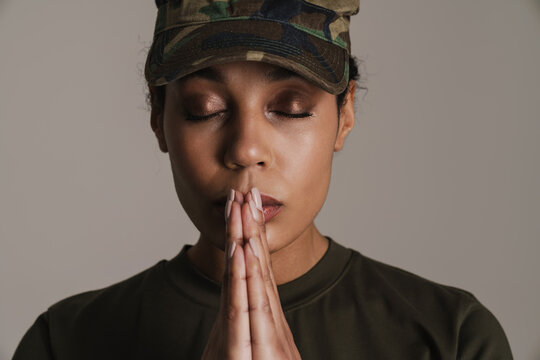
[185,110,313,121]
[272,111,313,119]
[185,110,227,122]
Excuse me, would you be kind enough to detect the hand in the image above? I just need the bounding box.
[201,188,301,360]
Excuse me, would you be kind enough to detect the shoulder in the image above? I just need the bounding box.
[341,249,513,359]
[349,250,479,312]
[49,259,166,318]
[45,260,167,348]
[14,260,168,359]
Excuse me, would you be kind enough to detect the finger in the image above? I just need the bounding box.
[243,192,285,327]
[244,192,296,358]
[247,189,277,291]
[242,193,273,289]
[223,202,251,357]
[222,189,239,300]
[244,191,280,298]
[246,187,266,234]
[227,193,244,248]
[245,238,282,359]
[235,190,245,205]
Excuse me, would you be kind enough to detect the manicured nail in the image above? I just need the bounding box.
[225,200,232,221]
[249,238,259,258]
[251,187,262,210]
[228,189,235,203]
[248,199,260,221]
[229,241,236,259]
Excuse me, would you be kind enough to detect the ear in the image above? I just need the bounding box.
[334,80,356,152]
[149,87,168,153]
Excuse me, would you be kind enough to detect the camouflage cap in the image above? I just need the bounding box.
[144,0,360,94]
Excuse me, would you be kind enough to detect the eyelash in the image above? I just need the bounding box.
[272,111,313,119]
[185,112,224,122]
[185,111,313,122]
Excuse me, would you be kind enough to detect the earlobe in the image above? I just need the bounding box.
[334,81,356,152]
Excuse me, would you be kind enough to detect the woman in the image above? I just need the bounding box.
[14,0,513,359]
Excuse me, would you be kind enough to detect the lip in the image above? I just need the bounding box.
[213,192,283,222]
[259,194,283,207]
[260,204,282,222]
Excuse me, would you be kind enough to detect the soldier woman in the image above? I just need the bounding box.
[14,1,512,359]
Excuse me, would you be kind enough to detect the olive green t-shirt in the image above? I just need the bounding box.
[13,238,513,359]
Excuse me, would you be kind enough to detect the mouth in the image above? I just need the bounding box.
[213,193,283,222]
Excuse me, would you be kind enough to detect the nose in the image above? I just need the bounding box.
[223,108,273,170]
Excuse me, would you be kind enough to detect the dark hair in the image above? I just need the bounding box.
[148,55,363,117]
[337,55,362,110]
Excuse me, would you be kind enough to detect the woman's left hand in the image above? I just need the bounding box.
[233,188,301,359]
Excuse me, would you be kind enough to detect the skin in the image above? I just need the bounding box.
[150,61,355,357]
[203,189,301,359]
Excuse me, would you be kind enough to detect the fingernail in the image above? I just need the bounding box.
[251,187,262,211]
[248,199,260,221]
[229,241,236,259]
[228,189,235,203]
[225,199,232,221]
[249,238,259,258]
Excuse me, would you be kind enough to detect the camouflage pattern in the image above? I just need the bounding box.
[145,0,360,94]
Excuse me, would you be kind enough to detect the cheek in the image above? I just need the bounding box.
[276,115,337,223]
[164,120,218,202]
[287,133,333,190]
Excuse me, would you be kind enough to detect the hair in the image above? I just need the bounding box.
[147,55,364,119]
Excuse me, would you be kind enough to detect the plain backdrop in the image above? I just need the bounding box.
[1,0,539,359]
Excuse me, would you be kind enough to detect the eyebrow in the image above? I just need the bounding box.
[183,66,302,83]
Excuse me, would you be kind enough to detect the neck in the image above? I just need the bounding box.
[186,223,329,285]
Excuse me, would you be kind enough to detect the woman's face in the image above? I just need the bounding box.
[152,61,354,253]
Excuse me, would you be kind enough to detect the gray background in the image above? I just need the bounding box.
[1,0,539,359]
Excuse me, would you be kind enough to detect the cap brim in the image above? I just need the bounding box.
[145,19,349,95]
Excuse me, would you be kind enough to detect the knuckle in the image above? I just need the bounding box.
[262,301,272,313]
[225,306,236,321]
[231,272,248,282]
[263,271,272,285]
[226,305,249,321]
[250,337,258,347]
[248,301,271,314]
[226,228,242,242]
